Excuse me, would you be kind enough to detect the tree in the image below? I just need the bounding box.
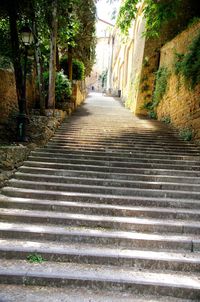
[0,0,97,115]
[73,0,96,76]
[0,0,24,113]
[48,0,58,109]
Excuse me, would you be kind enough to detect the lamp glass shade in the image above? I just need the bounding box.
[21,27,34,45]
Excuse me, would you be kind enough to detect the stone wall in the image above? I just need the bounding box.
[157,21,200,142]
[0,109,66,187]
[0,69,37,124]
[73,81,86,107]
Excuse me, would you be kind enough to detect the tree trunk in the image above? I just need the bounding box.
[67,4,73,81]
[48,0,58,109]
[68,44,73,81]
[8,5,24,113]
[56,45,60,71]
[33,19,46,115]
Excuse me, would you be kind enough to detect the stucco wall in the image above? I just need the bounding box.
[157,22,200,142]
[108,2,146,108]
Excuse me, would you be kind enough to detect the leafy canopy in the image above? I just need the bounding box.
[117,0,181,37]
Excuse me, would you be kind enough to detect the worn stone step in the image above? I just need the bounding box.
[46,141,200,155]
[1,196,200,220]
[51,136,195,149]
[1,239,200,272]
[7,179,200,200]
[14,172,200,193]
[58,127,179,136]
[0,222,198,251]
[3,187,200,209]
[27,155,200,172]
[50,139,188,153]
[18,165,200,185]
[22,160,200,177]
[31,150,200,166]
[40,146,200,160]
[54,129,181,137]
[1,208,200,234]
[46,137,200,150]
[0,285,192,302]
[0,259,200,299]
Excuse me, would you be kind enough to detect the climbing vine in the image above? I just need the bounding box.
[174,32,200,89]
[153,67,169,106]
[142,67,169,118]
[117,0,181,37]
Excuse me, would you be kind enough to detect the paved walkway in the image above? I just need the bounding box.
[0,93,200,301]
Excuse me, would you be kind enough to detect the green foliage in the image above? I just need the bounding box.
[148,110,157,120]
[117,0,181,38]
[174,33,200,88]
[116,0,138,35]
[161,116,171,124]
[72,59,85,80]
[43,71,72,102]
[153,67,169,106]
[174,52,184,75]
[55,72,72,101]
[0,56,12,69]
[142,101,153,111]
[0,18,12,61]
[27,253,46,263]
[187,17,200,28]
[60,57,85,80]
[99,69,108,88]
[179,128,193,141]
[143,0,181,38]
[142,67,169,118]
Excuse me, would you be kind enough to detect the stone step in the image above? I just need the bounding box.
[22,160,200,177]
[0,238,200,272]
[18,165,200,185]
[3,187,200,209]
[40,146,200,160]
[58,127,179,136]
[0,285,192,302]
[46,141,200,155]
[52,138,186,148]
[0,259,200,299]
[31,150,200,166]
[7,179,200,200]
[51,136,195,149]
[1,196,200,220]
[1,208,200,234]
[0,222,198,251]
[14,172,200,192]
[27,155,200,171]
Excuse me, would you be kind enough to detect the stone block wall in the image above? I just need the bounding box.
[0,68,37,124]
[157,21,200,142]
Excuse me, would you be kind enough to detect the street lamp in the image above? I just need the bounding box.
[17,25,34,142]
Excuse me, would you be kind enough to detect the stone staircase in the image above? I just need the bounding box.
[0,93,200,301]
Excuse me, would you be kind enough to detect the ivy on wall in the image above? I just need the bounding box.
[174,32,200,89]
[153,67,169,105]
[117,0,181,38]
[142,66,169,119]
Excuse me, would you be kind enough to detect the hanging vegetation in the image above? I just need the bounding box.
[117,0,182,37]
[174,32,200,89]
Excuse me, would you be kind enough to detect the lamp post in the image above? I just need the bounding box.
[17,25,34,142]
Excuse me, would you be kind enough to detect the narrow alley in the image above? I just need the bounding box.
[0,93,200,301]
